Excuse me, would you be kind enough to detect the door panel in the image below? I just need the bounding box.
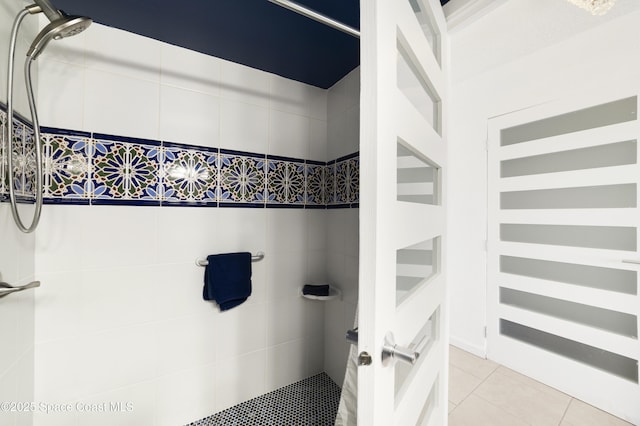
[359,0,448,424]
[487,93,640,424]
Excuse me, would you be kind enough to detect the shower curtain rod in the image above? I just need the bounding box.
[268,0,360,38]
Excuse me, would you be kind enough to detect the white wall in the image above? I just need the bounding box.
[0,0,38,117]
[33,22,329,426]
[0,1,37,426]
[0,207,36,426]
[448,0,640,355]
[324,68,360,385]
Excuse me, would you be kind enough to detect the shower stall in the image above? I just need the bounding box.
[0,0,363,424]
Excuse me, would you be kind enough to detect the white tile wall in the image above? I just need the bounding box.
[309,118,329,162]
[160,43,222,96]
[266,254,307,302]
[220,98,269,153]
[33,204,328,425]
[159,84,220,147]
[84,23,162,83]
[2,0,39,118]
[269,109,310,159]
[215,302,267,361]
[36,59,85,131]
[75,380,157,426]
[323,68,360,386]
[327,67,360,161]
[0,2,37,425]
[219,59,271,108]
[266,339,307,390]
[84,68,160,139]
[30,20,337,426]
[214,349,267,412]
[154,363,217,426]
[270,74,327,120]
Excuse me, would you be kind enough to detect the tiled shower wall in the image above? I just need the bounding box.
[324,68,360,385]
[30,21,343,426]
[0,1,36,426]
[0,115,358,208]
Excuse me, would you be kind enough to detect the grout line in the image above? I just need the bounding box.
[447,400,457,415]
[450,362,497,409]
[558,398,573,425]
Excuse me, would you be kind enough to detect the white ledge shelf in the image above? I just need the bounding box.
[299,286,342,301]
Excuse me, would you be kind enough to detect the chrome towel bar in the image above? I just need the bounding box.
[0,280,40,299]
[196,252,265,267]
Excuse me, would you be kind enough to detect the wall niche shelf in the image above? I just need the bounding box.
[300,286,342,301]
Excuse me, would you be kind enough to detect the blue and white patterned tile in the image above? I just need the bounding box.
[8,120,23,196]
[8,120,36,200]
[335,160,349,205]
[23,125,37,198]
[325,162,336,205]
[266,158,305,206]
[347,157,359,204]
[305,161,326,206]
[43,133,91,201]
[160,144,217,205]
[0,101,361,210]
[90,136,161,204]
[219,151,266,206]
[0,109,6,198]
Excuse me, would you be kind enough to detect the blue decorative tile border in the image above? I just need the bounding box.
[0,105,358,209]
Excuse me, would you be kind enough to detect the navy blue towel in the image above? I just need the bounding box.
[203,252,252,311]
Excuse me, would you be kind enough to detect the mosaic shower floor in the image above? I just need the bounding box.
[187,373,342,426]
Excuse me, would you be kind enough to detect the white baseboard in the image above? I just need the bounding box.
[449,335,486,358]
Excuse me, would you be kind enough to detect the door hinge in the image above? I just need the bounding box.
[484,326,487,338]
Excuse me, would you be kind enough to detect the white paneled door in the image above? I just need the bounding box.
[358,0,448,424]
[487,92,640,424]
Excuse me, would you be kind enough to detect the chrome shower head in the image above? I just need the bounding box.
[27,13,92,59]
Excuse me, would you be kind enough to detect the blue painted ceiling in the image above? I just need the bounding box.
[52,0,448,89]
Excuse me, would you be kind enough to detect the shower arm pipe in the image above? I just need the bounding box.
[196,252,265,266]
[6,5,44,234]
[268,0,360,38]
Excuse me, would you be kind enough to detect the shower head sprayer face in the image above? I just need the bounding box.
[27,14,92,59]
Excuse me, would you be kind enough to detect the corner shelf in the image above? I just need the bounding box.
[299,286,342,301]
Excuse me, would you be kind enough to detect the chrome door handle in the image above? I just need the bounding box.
[0,281,40,299]
[382,332,427,366]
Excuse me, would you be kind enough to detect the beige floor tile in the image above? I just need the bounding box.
[449,345,499,380]
[448,401,456,414]
[561,399,633,426]
[473,367,571,425]
[496,366,569,398]
[448,365,483,405]
[448,394,528,426]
